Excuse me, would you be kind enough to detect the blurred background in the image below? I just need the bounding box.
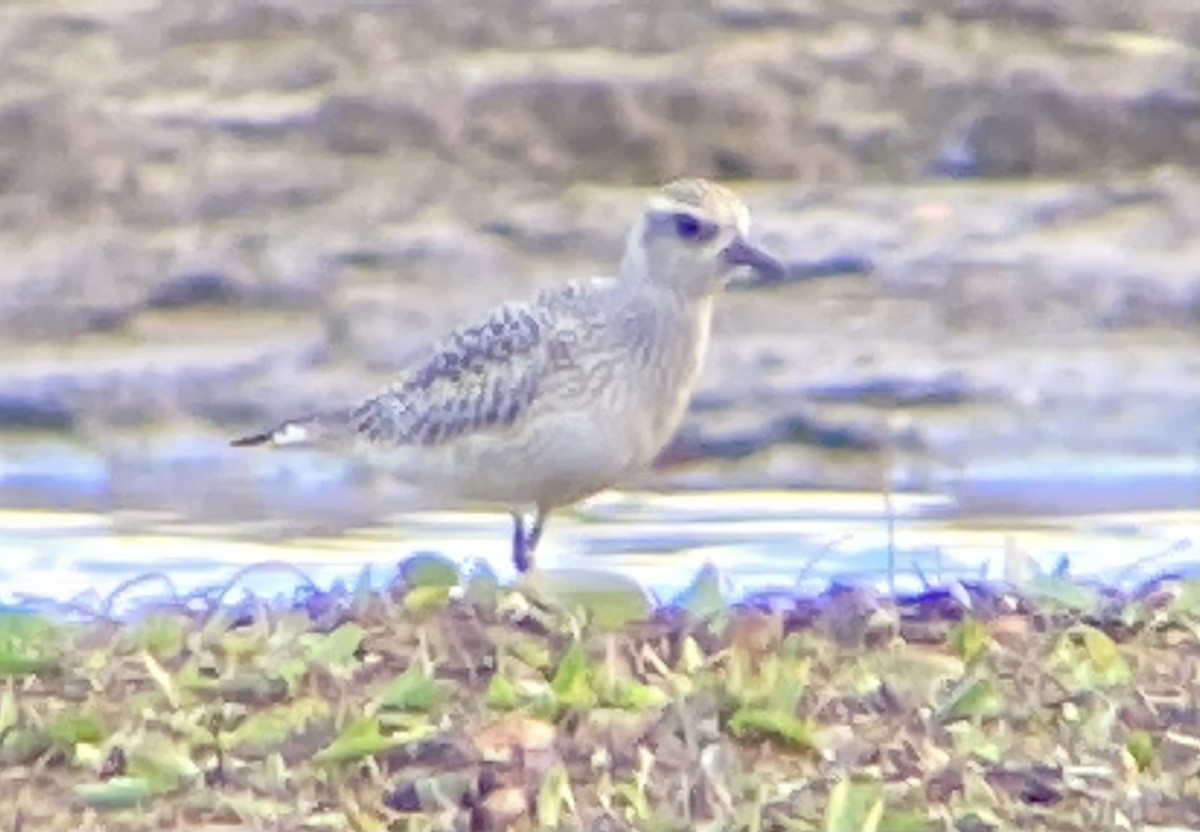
[0,0,1197,608]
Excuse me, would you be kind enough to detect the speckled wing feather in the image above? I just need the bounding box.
[347,299,549,447]
[231,278,614,451]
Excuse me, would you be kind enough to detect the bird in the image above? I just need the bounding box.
[231,178,787,573]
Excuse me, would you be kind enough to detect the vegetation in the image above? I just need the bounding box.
[3,555,1200,831]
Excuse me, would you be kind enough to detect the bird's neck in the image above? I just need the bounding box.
[635,283,717,358]
[619,256,719,305]
[617,235,651,284]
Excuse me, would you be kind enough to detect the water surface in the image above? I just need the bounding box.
[1,442,1194,617]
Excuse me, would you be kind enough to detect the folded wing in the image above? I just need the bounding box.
[231,299,551,450]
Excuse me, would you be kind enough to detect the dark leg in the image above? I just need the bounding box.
[510,511,530,573]
[511,508,548,573]
[525,509,547,561]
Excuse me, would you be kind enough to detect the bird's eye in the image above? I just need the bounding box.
[673,213,707,241]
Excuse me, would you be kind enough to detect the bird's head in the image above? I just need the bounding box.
[621,178,787,295]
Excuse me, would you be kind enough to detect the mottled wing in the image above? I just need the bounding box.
[230,279,615,452]
[346,299,550,447]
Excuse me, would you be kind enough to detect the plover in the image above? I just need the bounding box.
[231,179,787,572]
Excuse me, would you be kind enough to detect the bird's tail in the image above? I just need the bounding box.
[230,409,354,449]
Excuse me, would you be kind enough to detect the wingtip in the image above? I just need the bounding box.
[230,418,320,448]
[230,431,272,448]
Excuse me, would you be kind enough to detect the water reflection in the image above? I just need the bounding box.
[1,472,1194,617]
[1,432,1196,615]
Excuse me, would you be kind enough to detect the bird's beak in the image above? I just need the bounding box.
[721,236,788,286]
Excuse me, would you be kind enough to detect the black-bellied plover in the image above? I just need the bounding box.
[232,179,787,572]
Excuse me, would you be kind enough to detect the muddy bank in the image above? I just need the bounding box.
[1,179,1196,497]
[0,1,1198,495]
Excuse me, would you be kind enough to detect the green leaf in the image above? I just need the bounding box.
[485,674,520,710]
[0,613,62,675]
[1081,627,1130,682]
[403,585,452,615]
[945,723,1003,764]
[301,622,365,667]
[375,665,443,713]
[220,625,268,660]
[0,726,51,766]
[1167,580,1200,620]
[536,761,576,829]
[1049,625,1132,691]
[522,569,652,631]
[938,677,1004,724]
[824,776,884,832]
[879,809,938,832]
[315,718,395,764]
[129,615,186,661]
[673,563,726,621]
[725,650,811,713]
[766,655,811,713]
[127,731,202,792]
[951,619,991,665]
[49,711,107,749]
[599,679,670,711]
[225,698,330,757]
[1127,730,1156,772]
[398,552,461,588]
[74,777,154,809]
[175,660,219,695]
[376,710,436,733]
[314,716,434,764]
[274,657,311,693]
[509,637,552,671]
[728,706,819,751]
[613,781,651,821]
[0,687,15,734]
[550,641,596,710]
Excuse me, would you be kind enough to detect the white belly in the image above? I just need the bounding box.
[355,409,630,512]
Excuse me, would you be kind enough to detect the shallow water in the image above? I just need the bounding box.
[0,438,1195,617]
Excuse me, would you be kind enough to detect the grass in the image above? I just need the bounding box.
[3,555,1200,831]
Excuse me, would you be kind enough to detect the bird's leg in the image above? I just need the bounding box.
[525,508,547,562]
[510,511,531,573]
[510,508,548,573]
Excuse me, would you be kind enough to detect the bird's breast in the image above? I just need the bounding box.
[647,308,712,433]
[604,295,715,464]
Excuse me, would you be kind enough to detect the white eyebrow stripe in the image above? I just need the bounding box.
[647,196,683,214]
